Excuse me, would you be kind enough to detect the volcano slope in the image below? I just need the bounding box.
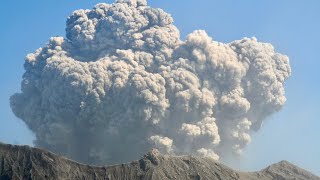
[0,143,318,180]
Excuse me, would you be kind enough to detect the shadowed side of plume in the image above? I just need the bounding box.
[0,143,318,180]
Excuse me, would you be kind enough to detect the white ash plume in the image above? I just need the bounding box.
[11,0,291,165]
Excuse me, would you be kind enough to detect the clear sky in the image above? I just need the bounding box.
[0,0,319,175]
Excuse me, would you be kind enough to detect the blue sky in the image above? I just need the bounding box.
[0,0,319,175]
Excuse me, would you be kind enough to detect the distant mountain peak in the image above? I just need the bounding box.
[261,160,318,180]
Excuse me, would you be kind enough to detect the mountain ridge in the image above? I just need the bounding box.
[0,143,318,180]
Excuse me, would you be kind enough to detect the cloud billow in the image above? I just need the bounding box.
[11,0,291,165]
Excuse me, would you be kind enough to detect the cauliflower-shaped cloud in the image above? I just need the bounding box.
[11,0,291,165]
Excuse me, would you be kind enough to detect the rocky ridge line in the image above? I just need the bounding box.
[0,143,318,180]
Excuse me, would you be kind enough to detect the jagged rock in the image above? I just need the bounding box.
[0,143,318,180]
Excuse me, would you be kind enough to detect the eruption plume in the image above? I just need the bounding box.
[11,0,291,165]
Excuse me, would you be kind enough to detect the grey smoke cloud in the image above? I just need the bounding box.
[10,0,291,165]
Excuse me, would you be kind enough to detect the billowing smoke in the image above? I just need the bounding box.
[11,0,291,165]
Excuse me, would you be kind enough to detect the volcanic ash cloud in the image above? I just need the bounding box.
[11,0,291,165]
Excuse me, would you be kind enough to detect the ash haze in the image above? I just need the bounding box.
[1,0,319,176]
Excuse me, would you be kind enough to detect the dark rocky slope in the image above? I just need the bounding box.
[0,143,318,180]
